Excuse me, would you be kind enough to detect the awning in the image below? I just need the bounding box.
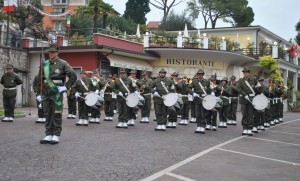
[107,54,153,71]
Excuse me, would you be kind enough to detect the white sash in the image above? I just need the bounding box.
[119,78,130,94]
[161,81,169,94]
[245,80,255,95]
[198,81,207,95]
[80,79,89,91]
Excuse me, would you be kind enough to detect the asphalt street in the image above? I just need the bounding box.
[0,107,299,181]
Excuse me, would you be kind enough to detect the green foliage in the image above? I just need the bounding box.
[123,0,150,24]
[186,0,254,28]
[295,21,300,45]
[159,10,196,31]
[108,16,137,35]
[226,38,240,50]
[9,0,43,31]
[259,56,283,82]
[70,9,94,36]
[208,36,221,49]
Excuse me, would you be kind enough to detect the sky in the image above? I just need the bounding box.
[103,0,299,41]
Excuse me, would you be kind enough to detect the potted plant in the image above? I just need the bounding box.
[292,90,300,112]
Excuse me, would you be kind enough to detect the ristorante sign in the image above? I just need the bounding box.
[150,58,224,69]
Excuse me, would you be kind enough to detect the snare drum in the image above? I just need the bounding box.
[252,94,268,110]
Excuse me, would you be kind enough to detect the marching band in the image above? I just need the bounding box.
[34,66,287,136]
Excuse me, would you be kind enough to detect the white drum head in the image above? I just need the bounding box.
[202,95,217,110]
[252,94,268,110]
[126,93,139,107]
[85,92,98,106]
[163,93,179,107]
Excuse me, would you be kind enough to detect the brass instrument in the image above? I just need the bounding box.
[140,85,146,94]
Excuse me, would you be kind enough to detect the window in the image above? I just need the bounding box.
[54,0,67,4]
[54,22,65,32]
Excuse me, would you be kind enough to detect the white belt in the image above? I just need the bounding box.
[4,87,16,90]
[81,92,89,95]
[249,94,255,97]
[105,93,112,95]
[44,80,63,83]
[221,96,229,99]
[143,93,152,96]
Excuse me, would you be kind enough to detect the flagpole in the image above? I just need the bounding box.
[6,11,9,46]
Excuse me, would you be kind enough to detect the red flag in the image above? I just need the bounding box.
[4,0,14,12]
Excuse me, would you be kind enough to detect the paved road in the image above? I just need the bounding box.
[0,108,299,181]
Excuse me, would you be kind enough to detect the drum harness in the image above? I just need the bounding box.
[79,79,89,97]
[197,81,207,98]
[119,78,130,98]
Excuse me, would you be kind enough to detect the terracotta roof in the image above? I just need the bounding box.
[147,21,161,29]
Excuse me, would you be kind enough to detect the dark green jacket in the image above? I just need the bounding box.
[37,57,77,97]
[112,77,137,96]
[187,78,211,104]
[235,76,257,104]
[72,78,94,94]
[138,78,153,96]
[104,80,115,101]
[176,80,190,103]
[1,72,22,97]
[151,77,173,104]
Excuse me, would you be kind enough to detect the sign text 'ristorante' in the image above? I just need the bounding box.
[150,58,224,69]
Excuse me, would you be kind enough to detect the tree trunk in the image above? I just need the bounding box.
[102,13,107,29]
[93,6,99,33]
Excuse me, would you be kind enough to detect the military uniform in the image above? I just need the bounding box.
[205,75,218,131]
[218,77,231,128]
[167,72,180,128]
[72,70,95,126]
[1,64,22,122]
[112,69,137,128]
[235,67,257,136]
[177,76,190,125]
[39,44,77,144]
[103,75,116,121]
[151,69,173,131]
[127,70,139,126]
[188,69,212,134]
[189,75,197,123]
[66,87,77,119]
[227,75,239,125]
[138,71,153,123]
[273,80,284,124]
[89,72,105,124]
[253,76,268,132]
[33,75,45,123]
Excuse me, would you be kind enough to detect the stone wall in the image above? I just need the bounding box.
[0,47,29,108]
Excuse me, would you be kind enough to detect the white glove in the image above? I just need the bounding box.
[36,95,42,102]
[211,92,215,96]
[95,89,99,95]
[153,92,160,97]
[245,95,250,101]
[57,86,67,92]
[75,92,80,98]
[118,92,123,97]
[134,91,139,95]
[193,93,200,97]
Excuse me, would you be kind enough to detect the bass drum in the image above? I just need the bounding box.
[252,94,268,110]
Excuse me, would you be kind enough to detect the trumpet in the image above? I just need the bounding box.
[140,85,146,94]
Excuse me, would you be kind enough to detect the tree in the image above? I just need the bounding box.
[124,0,150,24]
[259,56,283,82]
[186,0,254,28]
[149,0,185,23]
[225,6,254,27]
[78,0,118,33]
[9,0,44,31]
[295,20,300,45]
[159,10,196,31]
[108,16,138,35]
